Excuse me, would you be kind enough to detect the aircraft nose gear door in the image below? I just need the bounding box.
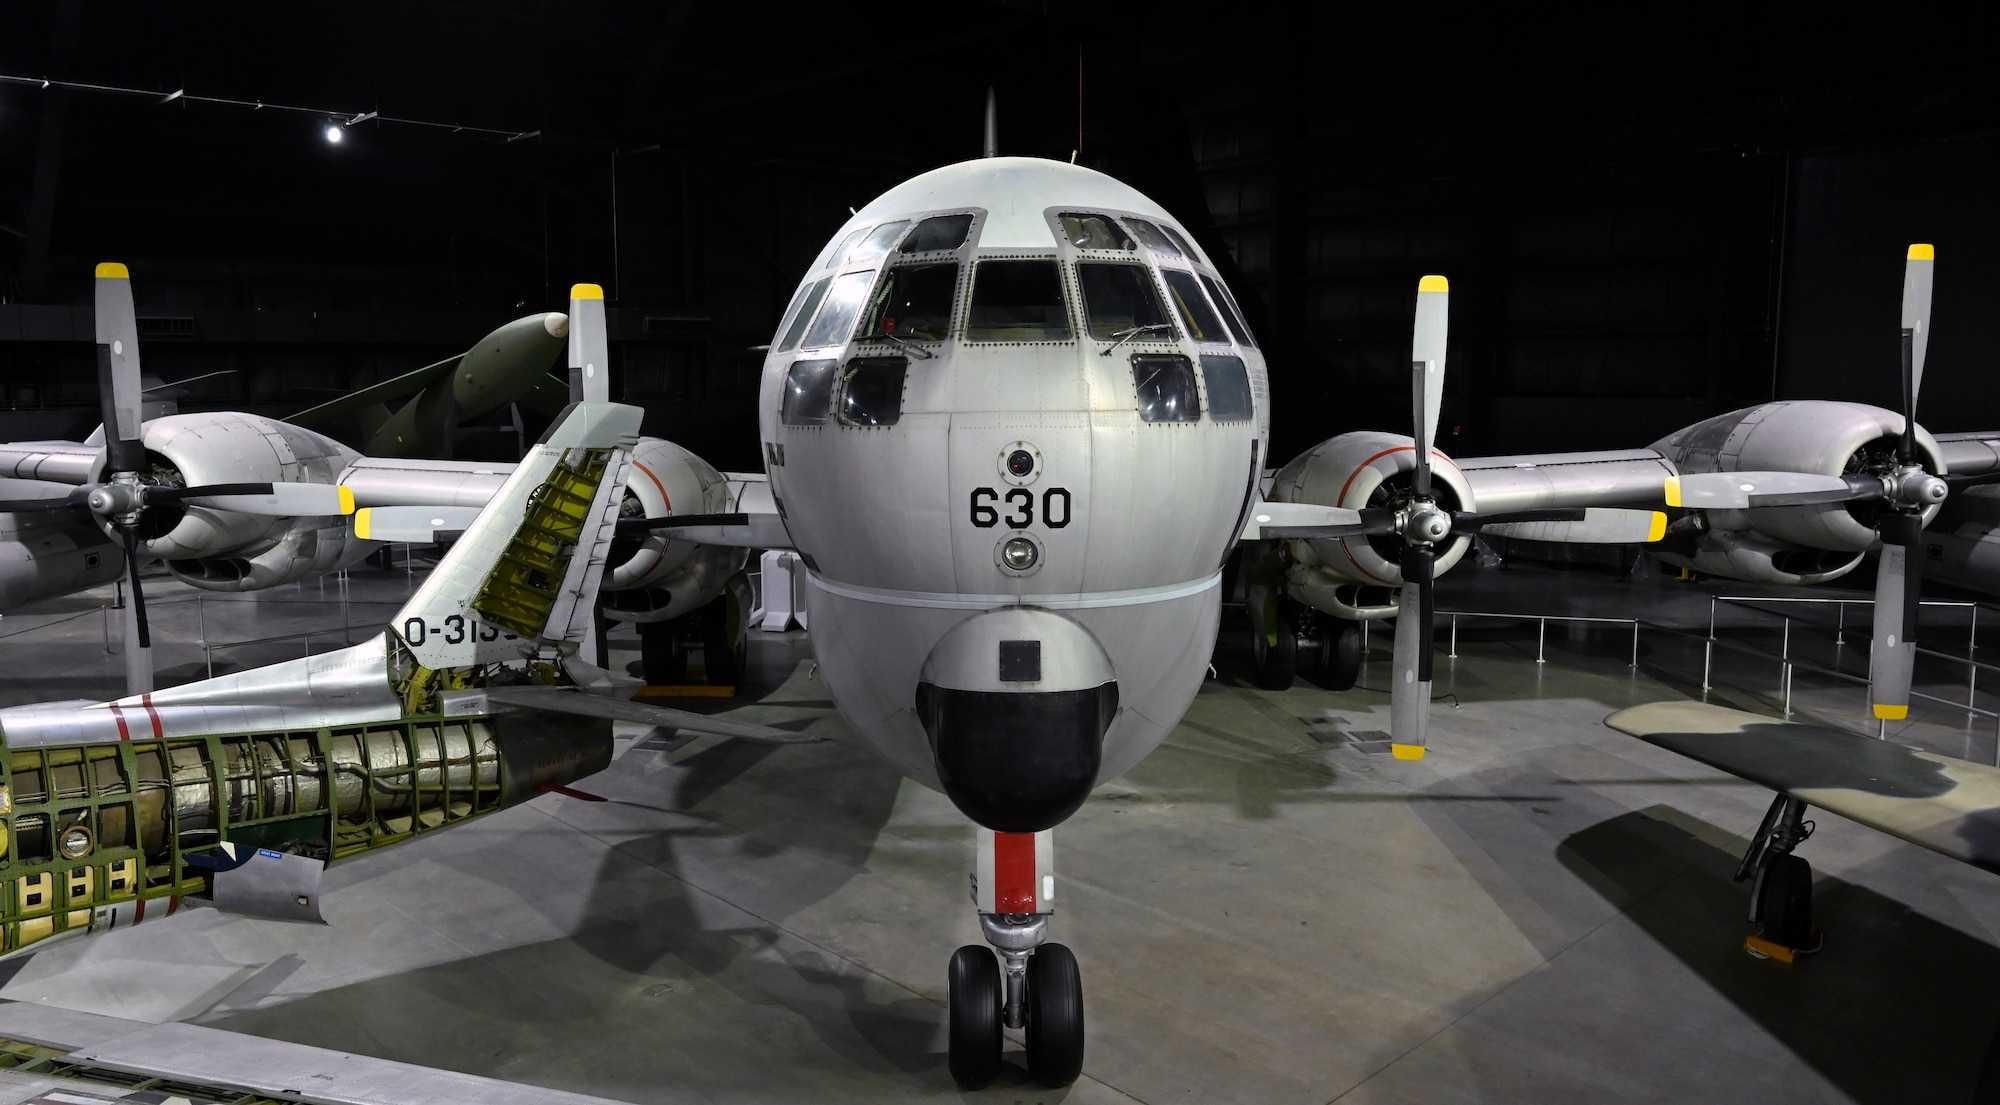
[950,828,1083,1089]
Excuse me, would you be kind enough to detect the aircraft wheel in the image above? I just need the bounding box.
[1323,621,1363,691]
[1025,943,1085,1087]
[700,597,745,685]
[1252,612,1297,690]
[947,945,1002,1089]
[638,621,686,685]
[1758,854,1813,948]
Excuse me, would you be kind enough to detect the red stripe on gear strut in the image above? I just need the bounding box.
[994,832,1037,914]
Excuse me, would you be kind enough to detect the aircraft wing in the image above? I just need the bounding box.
[339,456,514,508]
[0,441,99,485]
[0,1001,646,1105]
[1934,431,2000,479]
[485,685,819,743]
[285,353,463,430]
[1605,699,2000,875]
[1457,448,1678,513]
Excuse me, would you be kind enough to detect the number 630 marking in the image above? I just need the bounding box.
[970,487,1071,529]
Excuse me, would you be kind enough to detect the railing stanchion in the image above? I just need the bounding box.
[1536,618,1546,664]
[1450,614,1458,659]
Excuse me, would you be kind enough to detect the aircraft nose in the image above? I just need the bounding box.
[915,609,1119,833]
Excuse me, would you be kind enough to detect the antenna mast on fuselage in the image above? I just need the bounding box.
[983,87,998,158]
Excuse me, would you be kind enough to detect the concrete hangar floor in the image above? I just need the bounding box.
[0,550,1992,1104]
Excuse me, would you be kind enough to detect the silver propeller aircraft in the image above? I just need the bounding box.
[0,292,802,967]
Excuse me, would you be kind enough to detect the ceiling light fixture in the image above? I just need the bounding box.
[323,123,343,144]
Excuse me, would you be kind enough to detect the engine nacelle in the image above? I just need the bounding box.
[165,517,374,592]
[1649,529,1865,586]
[602,437,748,622]
[1651,400,1944,552]
[1268,431,1475,604]
[95,413,360,562]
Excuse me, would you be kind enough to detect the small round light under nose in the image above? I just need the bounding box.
[1002,536,1039,571]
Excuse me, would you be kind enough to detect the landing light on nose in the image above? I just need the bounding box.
[1002,537,1039,571]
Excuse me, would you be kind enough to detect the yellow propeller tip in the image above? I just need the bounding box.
[1662,476,1682,509]
[338,486,356,516]
[1418,275,1448,293]
[95,262,129,279]
[1390,743,1427,761]
[1872,704,1909,720]
[354,507,372,541]
[1647,511,1667,542]
[570,283,605,300]
[1908,244,1935,261]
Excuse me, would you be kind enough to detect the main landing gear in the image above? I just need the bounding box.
[1736,794,1821,962]
[1248,592,1363,693]
[948,830,1085,1089]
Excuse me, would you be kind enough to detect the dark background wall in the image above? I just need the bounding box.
[4,3,2000,470]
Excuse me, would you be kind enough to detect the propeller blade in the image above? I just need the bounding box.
[1665,471,1882,510]
[119,525,153,695]
[1240,502,1386,540]
[1389,545,1435,761]
[1870,511,1924,721]
[353,505,483,543]
[568,283,610,404]
[1410,275,1448,498]
[94,262,147,473]
[175,483,357,516]
[1469,507,1668,544]
[1900,244,1934,465]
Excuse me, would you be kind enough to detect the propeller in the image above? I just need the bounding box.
[81,264,359,693]
[568,283,610,404]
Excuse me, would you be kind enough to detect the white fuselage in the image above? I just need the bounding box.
[758,158,1268,829]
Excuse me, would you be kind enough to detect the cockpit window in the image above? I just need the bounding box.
[846,221,911,267]
[782,358,840,425]
[1161,269,1230,344]
[1123,218,1182,258]
[1201,354,1254,422]
[1059,213,1133,250]
[840,358,908,426]
[1201,274,1257,349]
[901,214,974,253]
[776,277,832,353]
[799,271,874,349]
[859,263,958,342]
[967,259,1072,342]
[1132,354,1201,423]
[819,228,869,272]
[1077,263,1173,341]
[1161,224,1199,259]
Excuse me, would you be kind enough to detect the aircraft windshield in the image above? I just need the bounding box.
[1161,270,1229,344]
[1201,274,1257,349]
[902,214,974,253]
[1059,213,1133,250]
[800,271,874,349]
[1077,263,1172,341]
[846,221,912,267]
[860,263,958,341]
[776,277,832,352]
[818,227,869,272]
[1201,354,1254,422]
[967,259,1072,342]
[1123,219,1182,258]
[1161,224,1199,258]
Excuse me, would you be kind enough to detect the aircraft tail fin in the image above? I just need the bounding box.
[390,285,641,671]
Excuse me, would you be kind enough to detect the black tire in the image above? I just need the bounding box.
[638,621,685,685]
[1323,621,1362,691]
[1025,943,1085,1087]
[1253,609,1297,690]
[947,945,1002,1089]
[1758,854,1813,948]
[700,596,744,685]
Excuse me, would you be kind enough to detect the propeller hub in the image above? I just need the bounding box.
[1895,468,1947,508]
[85,481,146,524]
[1404,504,1452,544]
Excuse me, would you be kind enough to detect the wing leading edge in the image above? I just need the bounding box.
[1605,699,2000,874]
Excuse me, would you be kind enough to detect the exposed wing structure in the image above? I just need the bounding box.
[1456,448,1677,513]
[1605,699,2000,874]
[0,1002,643,1105]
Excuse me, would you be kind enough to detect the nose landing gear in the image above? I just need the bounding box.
[948,830,1085,1089]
